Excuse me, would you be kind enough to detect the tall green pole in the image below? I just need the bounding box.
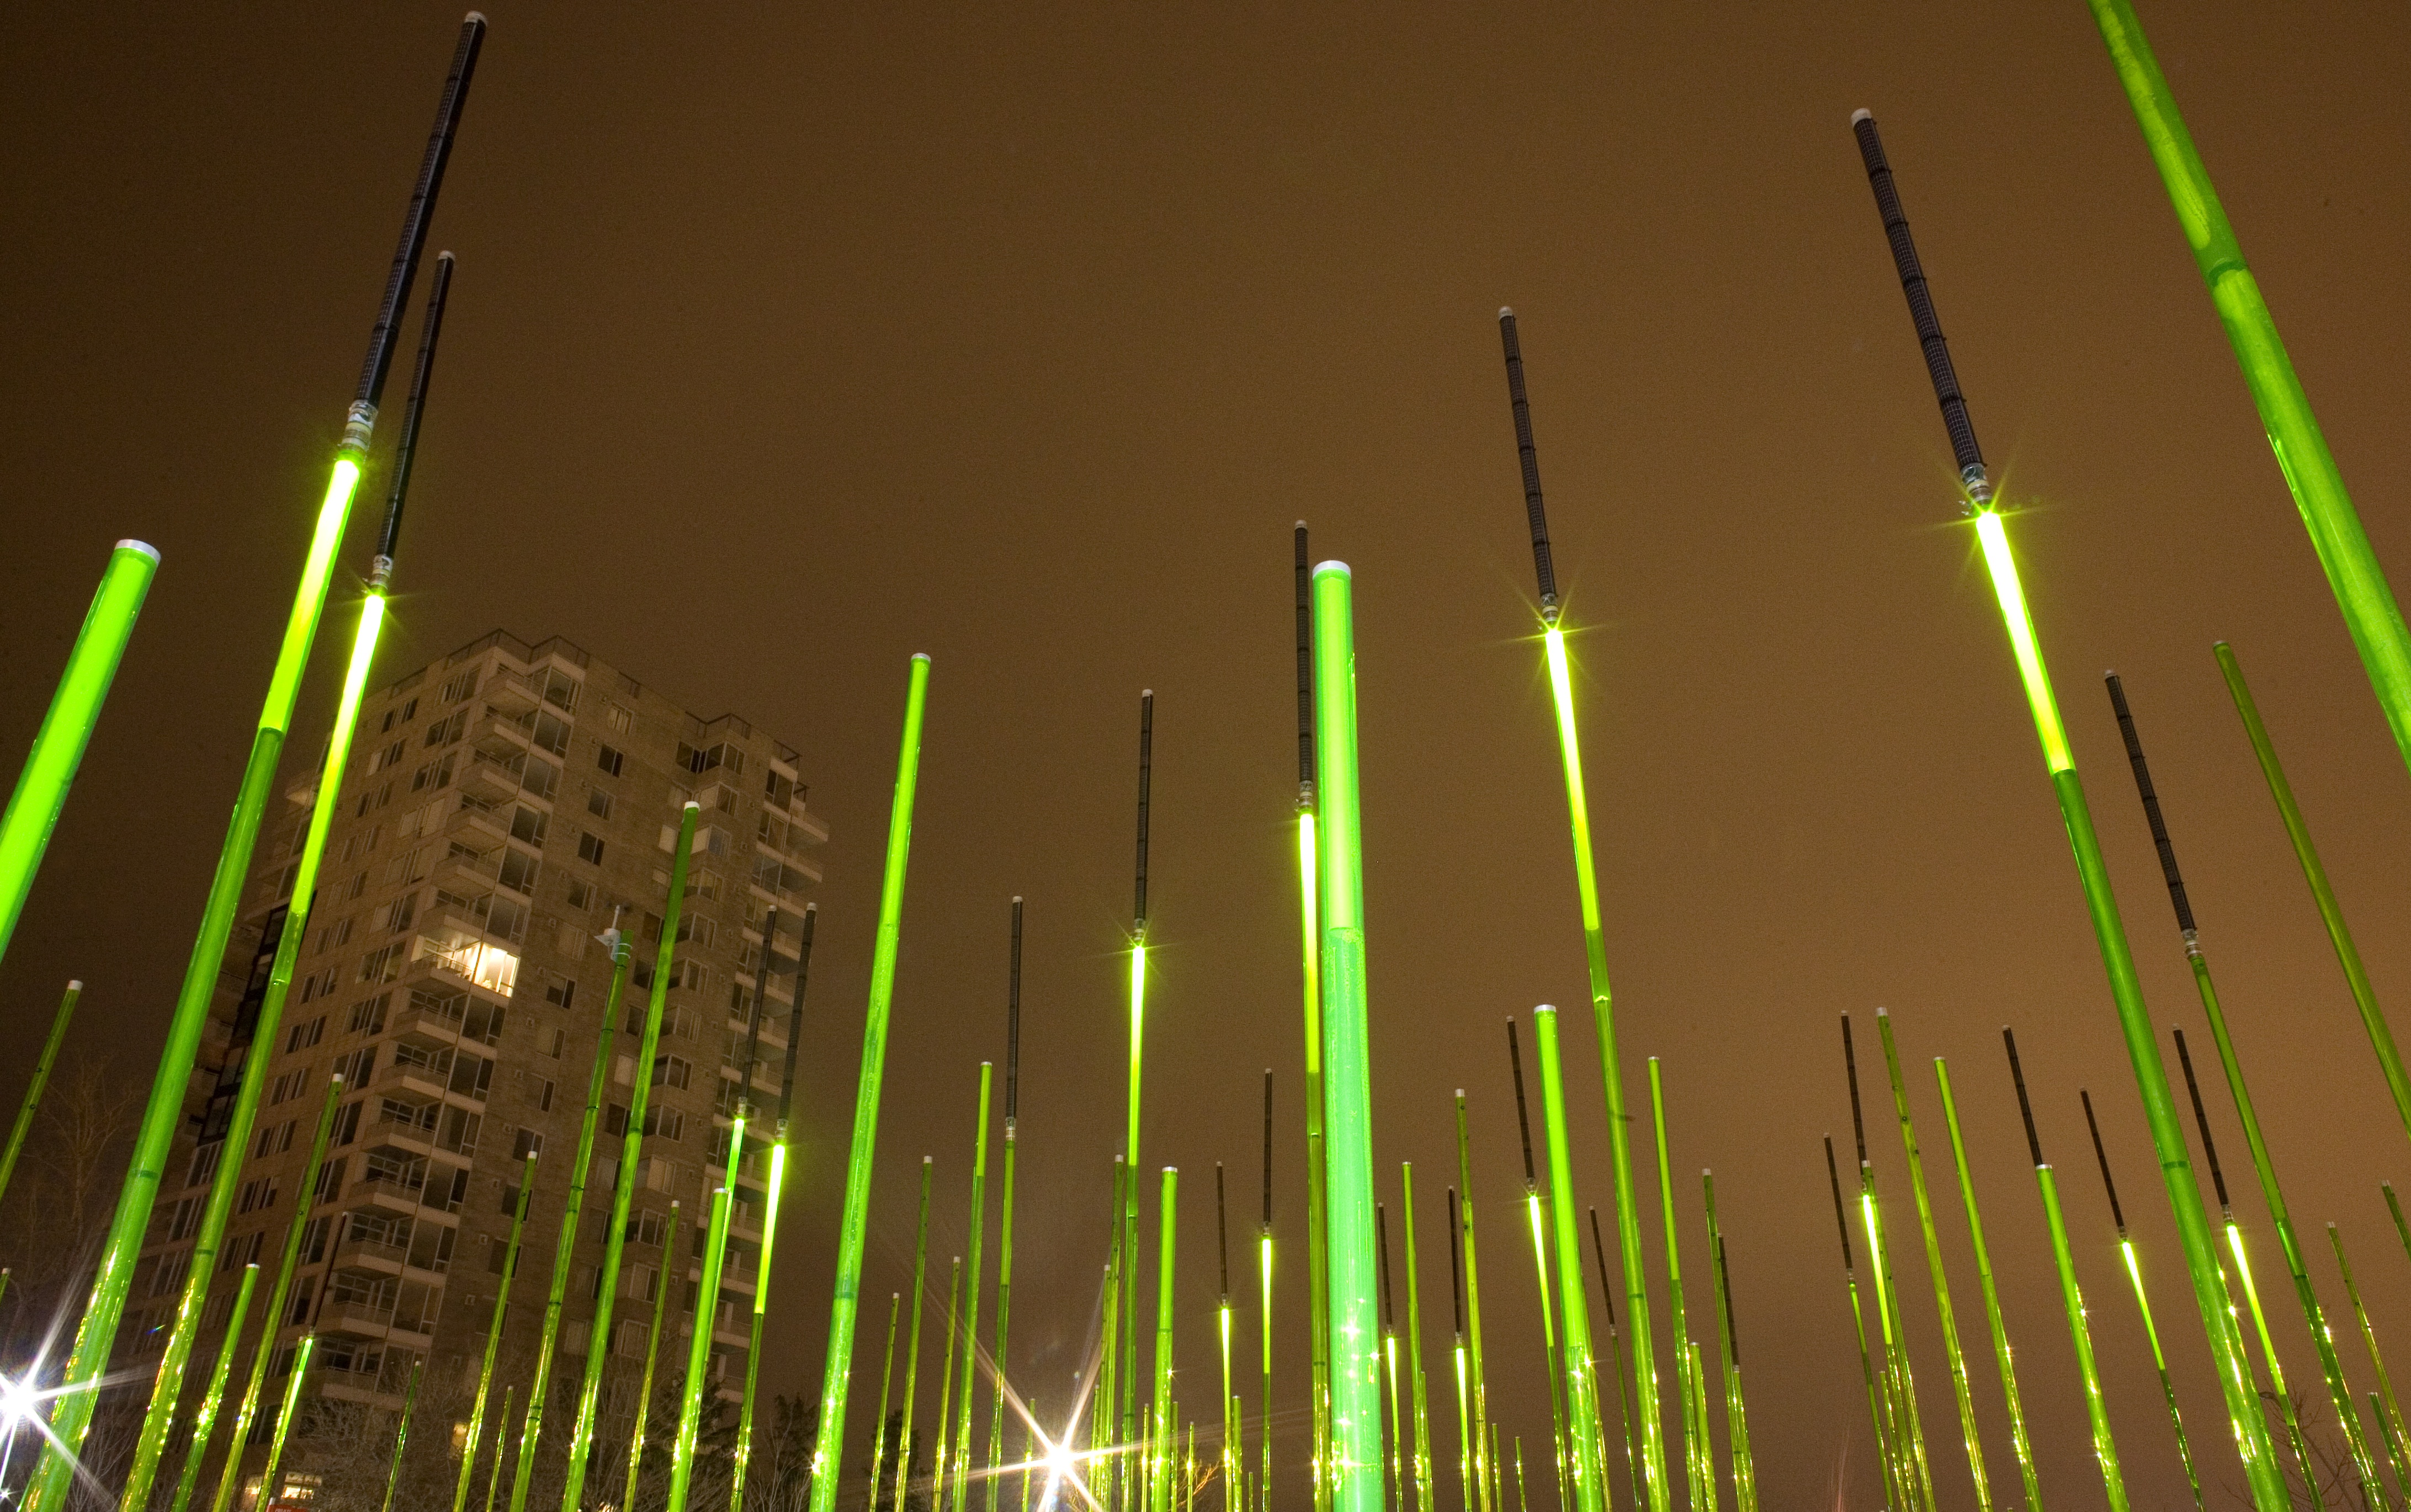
[456,1153,539,1512]
[2212,643,2411,1146]
[1505,1023,1571,1512]
[869,1294,904,1512]
[1586,1210,1640,1512]
[623,1201,684,1511]
[0,981,81,1207]
[561,799,704,1511]
[2080,0,2411,780]
[1701,1184,1755,1512]
[379,1357,421,1512]
[2329,1227,2410,1486]
[989,899,1025,1512]
[1842,1019,1933,1512]
[1824,1138,1908,1512]
[256,1333,317,1509]
[1100,1162,1124,1482]
[1222,1167,1239,1512]
[1873,1009,1993,1512]
[1931,1063,2044,1512]
[934,1258,965,1504]
[2386,1186,2411,1271]
[484,1387,516,1512]
[2003,1034,2129,1512]
[1123,691,1155,1509]
[1294,525,1334,1512]
[901,1167,935,1512]
[733,904,814,1512]
[36,22,485,1497]
[1531,1008,1606,1512]
[952,1065,996,1512]
[206,1074,347,1512]
[2078,1092,2203,1510]
[1150,1169,1180,1512]
[1448,1190,1473,1512]
[2108,673,2380,1503]
[1497,311,1664,1512]
[0,541,157,971]
[1854,110,2292,1512]
[666,1172,737,1512]
[1377,1205,1402,1512]
[1262,1074,1277,1512]
[508,925,633,1512]
[1400,1166,1435,1512]
[1310,562,1384,1512]
[809,652,934,1512]
[1453,1098,1491,1512]
[1649,1061,1714,1512]
[165,1264,256,1512]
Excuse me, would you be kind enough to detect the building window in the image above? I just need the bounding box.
[285,1016,326,1055]
[543,1027,566,1059]
[513,1126,545,1159]
[578,833,606,866]
[587,789,613,821]
[652,1056,691,1090]
[346,994,390,1035]
[596,745,624,778]
[565,879,595,911]
[545,977,577,1010]
[604,702,633,734]
[237,1178,277,1215]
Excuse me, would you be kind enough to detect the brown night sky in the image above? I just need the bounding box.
[6,4,2411,1508]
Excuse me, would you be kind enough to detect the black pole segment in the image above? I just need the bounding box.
[357,14,487,414]
[1217,1162,1230,1303]
[1447,1187,1466,1338]
[1716,1234,1741,1367]
[2105,674,2199,935]
[2004,1027,2044,1168]
[2079,1090,2128,1235]
[1497,309,1560,620]
[1378,1202,1396,1329]
[374,250,454,565]
[1823,1137,1857,1271]
[1507,1019,1538,1189]
[1006,897,1023,1124]
[774,905,815,1125]
[1587,1206,1618,1330]
[1842,1015,1870,1169]
[1849,110,1988,499]
[737,905,778,1115]
[1262,1070,1273,1230]
[1135,691,1153,931]
[2172,1029,2233,1213]
[1295,523,1315,801]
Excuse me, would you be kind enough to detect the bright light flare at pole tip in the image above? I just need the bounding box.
[1970,507,2074,776]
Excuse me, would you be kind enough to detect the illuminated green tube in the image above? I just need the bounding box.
[952,1065,996,1512]
[1294,525,1334,1512]
[207,1074,347,1512]
[809,653,934,1512]
[1931,1062,2043,1512]
[2077,1091,2201,1510]
[1448,1189,1472,1512]
[1453,1098,1491,1512]
[2080,0,2411,779]
[484,1387,514,1512]
[933,1257,964,1500]
[1399,1165,1435,1512]
[1221,1166,1238,1512]
[456,1153,538,1512]
[165,1264,256,1512]
[2329,1227,2410,1484]
[1586,1208,1640,1512]
[989,900,1024,1512]
[667,1172,737,1512]
[0,540,156,971]
[1873,1010,1994,1512]
[561,798,703,1511]
[623,1201,684,1509]
[1310,563,1384,1512]
[1842,1018,1933,1512]
[2387,1185,2411,1268]
[1124,691,1155,1493]
[1705,1214,1755,1512]
[1504,1023,1570,1511]
[1377,1207,1401,1510]
[732,1140,792,1512]
[1100,1161,1124,1476]
[1824,1138,1907,1512]
[1530,1008,1606,1512]
[2003,1032,2128,1512]
[891,1156,930,1512]
[256,1333,317,1509]
[868,1292,903,1511]
[0,981,80,1207]
[1649,1061,1710,1512]
[380,1357,419,1512]
[1262,1075,1276,1512]
[1151,1169,1180,1512]
[2213,642,2411,1147]
[508,928,632,1512]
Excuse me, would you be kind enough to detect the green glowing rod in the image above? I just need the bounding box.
[205,1074,347,1512]
[2387,1185,2411,1270]
[2005,1034,2130,1512]
[562,798,705,1511]
[379,1357,420,1512]
[1531,1007,1608,1512]
[1931,1061,2043,1512]
[1843,1018,1935,1512]
[1874,1009,1995,1512]
[2080,0,2411,781]
[1311,561,1385,1512]
[1702,1196,1756,1512]
[1512,1439,1528,1512]
[33,17,484,1495]
[1650,1061,1720,1512]
[734,904,815,1512]
[484,1386,515,1512]
[622,1201,684,1510]
[667,1174,738,1512]
[808,653,932,1512]
[1453,1097,1491,1512]
[2328,1226,2411,1490]
[1100,1159,1124,1481]
[1505,1021,1572,1512]
[1124,691,1156,1497]
[1495,308,1665,1512]
[165,1263,256,1512]
[2110,672,2383,1503]
[2079,1091,2203,1511]
[131,241,459,1512]
[2213,643,2411,1148]
[933,1252,964,1505]
[1824,1138,1908,1512]
[987,899,1024,1512]
[1400,1166,1435,1512]
[0,541,155,972]
[1295,525,1334,1512]
[1151,1168,1181,1512]
[1448,1189,1474,1512]
[1377,1205,1403,1512]
[1262,1073,1276,1512]
[1854,108,2291,1512]
[950,1064,996,1512]
[1222,1166,1239,1512]
[508,922,633,1512]
[1586,1209,1640,1512]
[868,1293,904,1512]
[0,981,80,1207]
[256,1333,318,1510]
[456,1152,539,1512]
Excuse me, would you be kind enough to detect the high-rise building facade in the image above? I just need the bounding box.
[129,629,825,1509]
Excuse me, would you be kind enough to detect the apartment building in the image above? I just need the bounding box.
[129,629,825,1508]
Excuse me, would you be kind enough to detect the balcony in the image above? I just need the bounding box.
[319,1298,396,1338]
[330,1234,408,1277]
